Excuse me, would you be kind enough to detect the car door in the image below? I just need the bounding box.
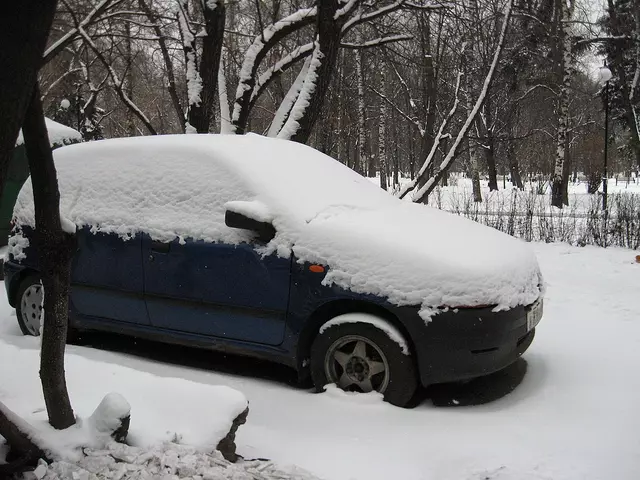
[142,235,291,345]
[70,228,149,325]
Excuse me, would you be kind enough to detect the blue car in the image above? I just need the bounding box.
[4,134,544,407]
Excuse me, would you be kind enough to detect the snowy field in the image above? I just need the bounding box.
[377,175,640,211]
[429,177,640,213]
[1,243,640,480]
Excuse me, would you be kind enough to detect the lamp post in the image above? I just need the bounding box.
[598,64,612,212]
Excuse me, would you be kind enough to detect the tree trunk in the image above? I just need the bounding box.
[0,0,58,200]
[0,401,47,474]
[551,0,574,208]
[606,0,640,171]
[355,42,366,175]
[288,0,342,144]
[138,0,185,128]
[378,66,388,190]
[470,140,482,203]
[419,11,437,179]
[411,0,513,203]
[483,97,498,191]
[124,20,136,136]
[189,1,226,133]
[507,138,524,189]
[23,86,76,430]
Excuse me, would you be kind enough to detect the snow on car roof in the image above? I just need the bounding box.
[13,134,392,240]
[15,117,82,148]
[12,134,543,312]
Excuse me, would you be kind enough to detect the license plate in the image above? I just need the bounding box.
[527,299,543,331]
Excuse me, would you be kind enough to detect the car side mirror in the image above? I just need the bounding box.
[225,210,276,243]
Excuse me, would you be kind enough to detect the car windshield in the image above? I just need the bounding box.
[206,134,397,222]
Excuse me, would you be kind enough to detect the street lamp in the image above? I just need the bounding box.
[598,63,612,212]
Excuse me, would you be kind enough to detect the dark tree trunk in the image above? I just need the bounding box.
[420,12,437,168]
[290,0,341,144]
[189,3,226,133]
[0,402,47,474]
[138,0,185,127]
[507,138,524,189]
[124,20,136,136]
[0,0,58,200]
[606,0,640,171]
[23,86,76,431]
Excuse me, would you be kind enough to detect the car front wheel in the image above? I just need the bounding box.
[310,317,418,407]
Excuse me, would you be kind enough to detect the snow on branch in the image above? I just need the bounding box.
[231,7,317,132]
[0,401,47,471]
[405,1,453,9]
[341,34,413,49]
[412,0,514,203]
[277,41,322,140]
[43,0,122,64]
[177,0,203,112]
[342,0,406,32]
[219,59,233,134]
[335,0,359,19]
[398,71,462,199]
[252,43,315,103]
[391,63,420,115]
[514,83,560,102]
[573,35,633,48]
[268,57,312,137]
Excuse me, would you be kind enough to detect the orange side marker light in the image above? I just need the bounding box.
[309,264,325,273]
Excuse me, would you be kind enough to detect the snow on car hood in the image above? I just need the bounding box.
[289,202,543,317]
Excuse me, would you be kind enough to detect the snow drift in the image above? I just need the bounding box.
[15,118,82,148]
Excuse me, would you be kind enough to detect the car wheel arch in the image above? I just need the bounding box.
[295,299,417,376]
[8,267,39,308]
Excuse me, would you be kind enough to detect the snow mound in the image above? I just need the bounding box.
[0,340,248,462]
[88,392,130,435]
[36,442,320,480]
[11,134,543,310]
[15,118,82,148]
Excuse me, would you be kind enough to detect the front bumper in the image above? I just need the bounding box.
[392,300,542,386]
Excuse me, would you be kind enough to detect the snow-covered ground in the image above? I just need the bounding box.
[430,177,640,214]
[376,175,640,213]
[1,243,639,479]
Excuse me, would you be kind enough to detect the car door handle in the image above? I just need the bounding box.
[150,241,170,253]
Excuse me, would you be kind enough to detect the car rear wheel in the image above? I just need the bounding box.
[310,319,418,407]
[16,275,44,336]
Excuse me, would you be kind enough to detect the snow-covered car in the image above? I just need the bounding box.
[3,134,544,407]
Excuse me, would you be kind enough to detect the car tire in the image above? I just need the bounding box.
[310,319,418,407]
[15,274,77,341]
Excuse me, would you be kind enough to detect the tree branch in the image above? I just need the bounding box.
[341,34,413,48]
[78,26,157,134]
[43,0,122,64]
